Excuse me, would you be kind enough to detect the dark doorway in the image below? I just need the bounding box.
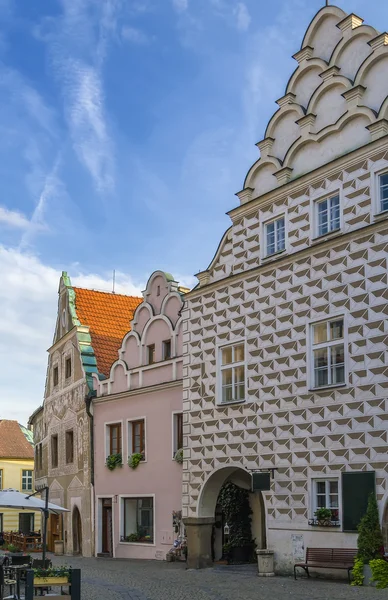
[102,499,113,556]
[72,507,82,555]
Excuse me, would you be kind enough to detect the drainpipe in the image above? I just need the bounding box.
[85,391,96,556]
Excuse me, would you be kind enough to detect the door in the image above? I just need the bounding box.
[72,507,82,555]
[48,514,60,552]
[102,499,113,555]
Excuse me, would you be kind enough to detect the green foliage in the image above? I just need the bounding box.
[34,565,71,580]
[370,559,388,589]
[174,448,184,464]
[128,453,144,469]
[7,544,20,553]
[314,507,332,521]
[351,557,365,586]
[125,533,140,542]
[357,493,383,563]
[218,482,254,550]
[106,453,122,471]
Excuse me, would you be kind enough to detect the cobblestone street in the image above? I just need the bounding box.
[51,556,383,600]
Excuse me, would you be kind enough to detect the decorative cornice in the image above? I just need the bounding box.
[296,113,316,134]
[256,138,274,158]
[366,119,388,141]
[337,13,363,35]
[369,33,388,51]
[292,46,313,64]
[319,66,340,81]
[196,271,210,287]
[276,93,296,108]
[275,167,293,185]
[342,85,366,108]
[92,379,182,404]
[236,187,254,205]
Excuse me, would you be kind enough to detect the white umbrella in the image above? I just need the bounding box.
[0,488,69,563]
[0,489,69,514]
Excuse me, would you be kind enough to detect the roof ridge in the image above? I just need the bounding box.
[72,286,142,299]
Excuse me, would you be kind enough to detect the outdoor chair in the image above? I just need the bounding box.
[0,563,17,600]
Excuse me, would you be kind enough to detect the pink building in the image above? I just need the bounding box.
[92,271,186,559]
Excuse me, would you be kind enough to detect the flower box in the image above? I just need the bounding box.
[34,576,68,585]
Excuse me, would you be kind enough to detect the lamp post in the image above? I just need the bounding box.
[26,486,49,564]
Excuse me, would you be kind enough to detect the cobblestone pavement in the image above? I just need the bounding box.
[49,555,383,600]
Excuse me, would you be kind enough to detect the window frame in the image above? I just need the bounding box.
[120,494,155,546]
[172,411,183,458]
[19,512,35,534]
[311,478,340,523]
[217,339,247,406]
[308,315,348,390]
[21,469,33,492]
[51,434,59,469]
[65,429,74,464]
[162,339,172,361]
[65,357,72,379]
[127,418,146,461]
[314,193,341,238]
[146,344,155,365]
[262,214,287,258]
[106,422,122,456]
[53,365,59,388]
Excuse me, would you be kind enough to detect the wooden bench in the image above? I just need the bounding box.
[294,547,357,583]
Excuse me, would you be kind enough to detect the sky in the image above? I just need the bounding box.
[0,0,387,426]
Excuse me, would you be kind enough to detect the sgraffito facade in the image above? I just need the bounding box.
[182,5,388,572]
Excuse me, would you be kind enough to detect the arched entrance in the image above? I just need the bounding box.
[185,466,267,569]
[72,507,82,555]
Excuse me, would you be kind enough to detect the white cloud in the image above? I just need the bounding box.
[235,2,251,32]
[172,0,188,13]
[122,25,151,45]
[0,207,31,229]
[0,245,144,426]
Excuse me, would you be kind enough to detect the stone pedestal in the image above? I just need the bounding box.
[183,517,215,569]
[256,549,275,577]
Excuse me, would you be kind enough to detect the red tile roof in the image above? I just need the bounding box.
[0,420,34,459]
[73,288,142,377]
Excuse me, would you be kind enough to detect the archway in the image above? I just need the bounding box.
[185,466,267,569]
[72,507,82,555]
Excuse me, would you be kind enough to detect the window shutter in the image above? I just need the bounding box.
[342,471,375,533]
[252,472,271,491]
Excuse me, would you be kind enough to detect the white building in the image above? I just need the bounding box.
[182,4,388,572]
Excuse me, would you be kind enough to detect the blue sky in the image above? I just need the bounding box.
[0,0,387,424]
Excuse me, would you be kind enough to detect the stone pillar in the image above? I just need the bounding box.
[184,517,215,569]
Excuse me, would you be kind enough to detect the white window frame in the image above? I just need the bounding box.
[308,315,348,390]
[22,469,33,492]
[314,192,342,238]
[127,417,147,462]
[162,339,172,361]
[311,478,340,522]
[104,419,124,461]
[372,167,388,216]
[262,214,287,258]
[119,494,156,547]
[172,411,183,458]
[217,339,247,405]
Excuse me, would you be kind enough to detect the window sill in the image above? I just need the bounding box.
[309,383,347,392]
[311,228,341,243]
[262,249,287,261]
[217,399,246,407]
[308,518,341,528]
[119,541,155,547]
[374,209,388,220]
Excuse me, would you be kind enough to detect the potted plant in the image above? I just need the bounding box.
[174,448,184,464]
[315,507,332,526]
[106,453,122,471]
[33,565,71,585]
[7,543,23,555]
[128,452,144,469]
[352,493,386,587]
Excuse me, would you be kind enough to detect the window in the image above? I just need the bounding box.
[51,434,58,468]
[0,469,3,490]
[316,194,340,236]
[173,413,183,456]
[219,343,245,404]
[313,479,339,521]
[38,443,43,470]
[128,420,145,457]
[19,513,34,535]
[0,514,3,532]
[65,430,74,464]
[147,344,155,365]
[379,172,388,213]
[265,216,285,256]
[65,357,72,379]
[122,497,154,543]
[22,470,33,492]
[311,318,345,388]
[342,471,375,532]
[53,366,59,387]
[162,340,171,360]
[108,423,122,456]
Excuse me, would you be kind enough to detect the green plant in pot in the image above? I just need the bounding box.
[128,452,144,469]
[174,448,183,464]
[351,493,386,588]
[106,453,122,471]
[314,507,332,525]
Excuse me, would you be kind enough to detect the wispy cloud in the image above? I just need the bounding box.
[172,0,188,13]
[235,2,251,32]
[0,207,31,229]
[122,25,152,45]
